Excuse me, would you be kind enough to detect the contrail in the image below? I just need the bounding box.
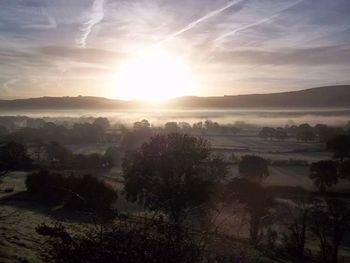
[159,0,244,44]
[212,0,304,50]
[77,0,106,48]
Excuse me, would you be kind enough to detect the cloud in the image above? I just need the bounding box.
[22,8,57,30]
[77,0,106,48]
[211,0,304,50]
[159,0,245,44]
[39,46,123,65]
[1,78,20,95]
[212,45,350,66]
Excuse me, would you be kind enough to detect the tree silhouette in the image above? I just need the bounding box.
[93,117,110,130]
[238,155,269,183]
[0,141,32,176]
[259,127,275,140]
[339,159,350,180]
[227,178,274,245]
[310,199,350,263]
[123,134,227,227]
[327,135,350,161]
[309,160,338,193]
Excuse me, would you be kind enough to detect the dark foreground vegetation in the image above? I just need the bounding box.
[1,116,350,263]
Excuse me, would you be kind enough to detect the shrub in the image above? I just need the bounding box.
[37,217,202,263]
[65,175,118,214]
[26,170,67,201]
[26,170,117,215]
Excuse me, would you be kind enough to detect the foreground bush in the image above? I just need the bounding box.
[37,217,203,263]
[26,170,117,215]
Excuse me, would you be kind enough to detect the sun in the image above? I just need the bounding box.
[113,50,195,101]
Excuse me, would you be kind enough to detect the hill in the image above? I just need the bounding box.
[0,85,349,109]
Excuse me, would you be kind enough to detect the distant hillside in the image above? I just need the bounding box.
[0,85,349,109]
[169,85,350,108]
[0,96,131,109]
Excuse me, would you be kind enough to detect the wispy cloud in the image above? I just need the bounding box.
[2,78,19,95]
[77,0,106,48]
[212,0,304,50]
[23,8,57,30]
[159,0,245,44]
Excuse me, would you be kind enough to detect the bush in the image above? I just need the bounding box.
[26,170,117,215]
[26,170,67,201]
[36,217,203,263]
[65,175,118,214]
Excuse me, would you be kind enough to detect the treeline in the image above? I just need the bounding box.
[259,123,348,142]
[0,117,120,144]
[0,141,120,176]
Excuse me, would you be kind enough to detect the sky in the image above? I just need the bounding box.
[1,0,350,99]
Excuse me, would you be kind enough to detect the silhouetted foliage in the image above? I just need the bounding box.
[45,141,73,166]
[92,117,110,130]
[103,146,121,166]
[26,170,67,201]
[227,178,274,245]
[309,160,338,192]
[1,118,116,144]
[259,127,276,140]
[133,119,151,129]
[339,159,350,180]
[36,217,203,263]
[275,127,288,141]
[26,170,117,215]
[310,199,350,263]
[122,120,152,150]
[0,141,32,176]
[297,124,316,142]
[123,134,227,226]
[238,155,269,183]
[164,122,179,133]
[327,135,350,161]
[279,198,311,261]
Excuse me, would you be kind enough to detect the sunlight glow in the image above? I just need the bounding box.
[113,50,195,101]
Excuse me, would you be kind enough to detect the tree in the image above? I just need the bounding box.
[310,199,350,263]
[275,127,288,141]
[123,134,227,227]
[0,141,32,176]
[227,178,274,245]
[314,124,336,143]
[238,155,269,183]
[178,122,192,132]
[45,141,72,167]
[309,160,338,193]
[133,119,150,130]
[164,122,178,133]
[103,146,121,166]
[339,159,350,180]
[327,135,350,161]
[93,117,110,130]
[259,127,275,140]
[279,198,311,261]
